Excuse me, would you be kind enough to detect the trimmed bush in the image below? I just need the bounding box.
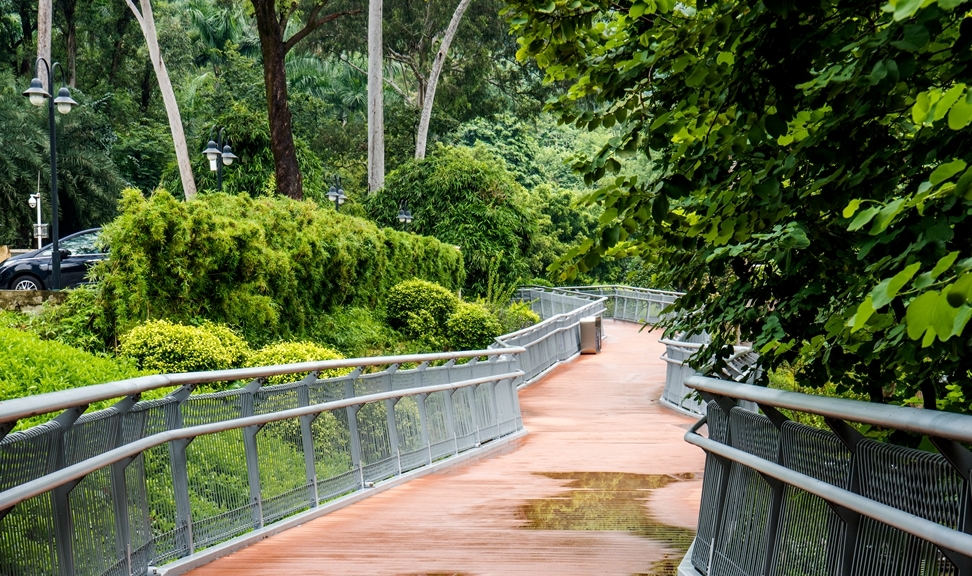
[97,189,464,344]
[247,341,351,385]
[446,302,503,350]
[119,320,249,374]
[385,279,460,335]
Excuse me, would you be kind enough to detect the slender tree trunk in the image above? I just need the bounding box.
[414,0,472,160]
[109,10,133,86]
[126,0,197,199]
[37,0,51,90]
[18,0,34,75]
[63,0,76,86]
[250,0,303,200]
[367,0,384,192]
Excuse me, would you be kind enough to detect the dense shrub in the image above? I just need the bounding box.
[495,301,541,334]
[364,146,535,295]
[247,341,351,384]
[0,326,144,429]
[446,302,503,350]
[28,286,114,353]
[385,279,460,335]
[119,320,249,374]
[96,189,464,344]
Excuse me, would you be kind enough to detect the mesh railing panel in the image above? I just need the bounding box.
[850,440,964,576]
[0,287,605,574]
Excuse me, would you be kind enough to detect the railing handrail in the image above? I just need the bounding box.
[0,347,526,426]
[686,375,972,445]
[0,370,524,512]
[684,425,972,558]
[494,288,606,343]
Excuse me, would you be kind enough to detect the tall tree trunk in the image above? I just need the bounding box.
[37,0,51,90]
[367,0,384,192]
[109,10,133,86]
[250,0,303,200]
[126,0,197,199]
[62,0,76,86]
[18,0,34,75]
[414,0,472,160]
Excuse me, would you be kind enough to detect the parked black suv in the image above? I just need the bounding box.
[0,228,106,290]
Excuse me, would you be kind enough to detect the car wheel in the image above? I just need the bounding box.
[12,275,44,291]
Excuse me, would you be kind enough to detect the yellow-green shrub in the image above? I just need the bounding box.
[495,301,540,334]
[446,302,503,350]
[119,320,248,374]
[247,341,352,384]
[385,279,460,337]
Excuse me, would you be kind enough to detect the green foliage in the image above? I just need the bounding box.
[27,286,114,353]
[0,326,144,429]
[446,302,503,350]
[365,145,535,295]
[385,279,460,339]
[495,301,541,334]
[507,0,972,407]
[119,319,248,374]
[0,73,123,247]
[97,189,464,344]
[247,341,351,385]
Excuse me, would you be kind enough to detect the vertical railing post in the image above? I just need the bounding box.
[468,385,483,445]
[824,417,866,576]
[165,385,196,558]
[241,378,265,530]
[382,365,402,474]
[297,371,320,508]
[50,405,87,576]
[416,393,431,465]
[343,378,365,487]
[697,392,737,575]
[928,437,972,575]
[758,405,791,576]
[108,395,140,573]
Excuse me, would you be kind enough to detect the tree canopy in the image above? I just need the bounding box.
[507,0,972,408]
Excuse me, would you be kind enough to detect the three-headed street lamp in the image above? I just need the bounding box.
[201,127,238,191]
[23,57,78,290]
[328,175,347,211]
[397,201,413,231]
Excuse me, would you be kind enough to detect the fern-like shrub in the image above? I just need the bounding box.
[247,341,351,384]
[97,189,464,344]
[119,320,249,374]
[446,302,503,351]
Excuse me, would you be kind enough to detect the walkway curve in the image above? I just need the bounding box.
[185,320,706,576]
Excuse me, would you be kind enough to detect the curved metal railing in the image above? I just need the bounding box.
[0,287,615,576]
[681,376,972,576]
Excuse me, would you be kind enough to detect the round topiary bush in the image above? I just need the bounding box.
[247,341,352,384]
[446,302,503,350]
[385,279,459,334]
[119,320,249,374]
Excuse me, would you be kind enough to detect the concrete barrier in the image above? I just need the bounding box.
[0,290,67,313]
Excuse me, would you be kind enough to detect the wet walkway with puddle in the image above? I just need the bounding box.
[186,320,706,576]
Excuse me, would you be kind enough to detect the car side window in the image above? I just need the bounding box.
[59,232,100,255]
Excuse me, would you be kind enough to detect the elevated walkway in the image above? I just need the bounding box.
[184,320,704,576]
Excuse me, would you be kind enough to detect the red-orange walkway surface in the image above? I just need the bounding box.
[186,320,706,576]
